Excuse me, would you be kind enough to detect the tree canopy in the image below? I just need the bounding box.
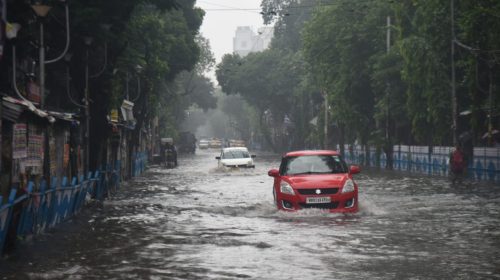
[216,0,499,153]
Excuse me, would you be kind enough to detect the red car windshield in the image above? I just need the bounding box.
[280,155,348,175]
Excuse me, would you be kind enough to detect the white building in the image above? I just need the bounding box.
[233,26,274,57]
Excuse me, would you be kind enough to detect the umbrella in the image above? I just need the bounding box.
[482,129,499,139]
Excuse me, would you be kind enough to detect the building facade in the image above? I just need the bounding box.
[233,26,274,57]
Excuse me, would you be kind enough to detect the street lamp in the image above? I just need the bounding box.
[31,2,51,108]
[90,24,112,79]
[116,65,143,101]
[7,22,30,103]
[31,0,71,109]
[64,52,85,109]
[80,30,110,173]
[31,4,51,17]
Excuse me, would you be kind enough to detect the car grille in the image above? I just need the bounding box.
[299,202,339,209]
[297,188,339,195]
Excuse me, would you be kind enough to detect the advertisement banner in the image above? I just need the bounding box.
[13,123,27,159]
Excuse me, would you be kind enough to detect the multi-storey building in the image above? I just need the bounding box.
[233,26,274,57]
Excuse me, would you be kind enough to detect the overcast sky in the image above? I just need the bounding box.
[195,0,270,83]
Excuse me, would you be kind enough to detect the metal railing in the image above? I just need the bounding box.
[343,144,500,183]
[0,150,149,254]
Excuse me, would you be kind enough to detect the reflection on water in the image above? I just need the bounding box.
[1,149,499,279]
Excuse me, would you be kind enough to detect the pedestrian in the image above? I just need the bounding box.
[449,144,466,185]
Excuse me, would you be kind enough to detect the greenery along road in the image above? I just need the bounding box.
[3,0,216,171]
[216,0,500,153]
[3,0,499,166]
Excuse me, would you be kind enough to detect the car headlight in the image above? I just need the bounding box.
[280,181,295,195]
[341,179,355,193]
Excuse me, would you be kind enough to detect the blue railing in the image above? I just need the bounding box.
[0,189,18,253]
[131,152,148,177]
[0,150,149,255]
[343,145,500,183]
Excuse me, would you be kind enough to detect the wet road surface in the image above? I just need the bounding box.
[1,149,500,279]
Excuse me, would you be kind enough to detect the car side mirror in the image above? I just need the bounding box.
[215,156,221,160]
[251,155,256,158]
[268,169,279,177]
[349,165,360,174]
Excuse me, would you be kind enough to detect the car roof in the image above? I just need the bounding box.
[284,150,340,157]
[223,147,249,152]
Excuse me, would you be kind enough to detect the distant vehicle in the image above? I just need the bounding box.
[216,147,256,168]
[229,139,246,147]
[178,131,196,154]
[160,138,177,168]
[198,139,210,149]
[268,150,360,213]
[209,138,222,149]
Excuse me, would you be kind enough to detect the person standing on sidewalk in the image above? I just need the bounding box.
[449,145,466,185]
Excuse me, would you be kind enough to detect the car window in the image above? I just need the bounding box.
[222,150,250,159]
[280,155,347,175]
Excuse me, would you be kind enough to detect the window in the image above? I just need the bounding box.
[222,150,250,159]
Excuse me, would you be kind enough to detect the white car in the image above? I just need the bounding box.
[216,147,256,168]
[198,139,209,149]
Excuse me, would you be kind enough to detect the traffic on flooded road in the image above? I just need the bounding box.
[1,150,499,280]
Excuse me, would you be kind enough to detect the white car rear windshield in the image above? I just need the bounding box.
[222,150,250,159]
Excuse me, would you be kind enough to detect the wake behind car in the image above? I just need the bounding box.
[216,147,256,168]
[268,150,360,213]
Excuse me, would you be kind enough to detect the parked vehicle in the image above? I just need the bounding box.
[268,150,360,213]
[216,147,256,168]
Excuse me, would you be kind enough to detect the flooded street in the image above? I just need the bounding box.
[1,150,500,280]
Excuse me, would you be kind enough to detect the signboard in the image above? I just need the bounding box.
[13,123,27,159]
[110,109,119,123]
[27,80,41,104]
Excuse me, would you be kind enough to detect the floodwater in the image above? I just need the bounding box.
[1,149,500,279]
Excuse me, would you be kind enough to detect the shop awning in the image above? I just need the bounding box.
[2,96,79,125]
[2,96,55,123]
[46,110,80,124]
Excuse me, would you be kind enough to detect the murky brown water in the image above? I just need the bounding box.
[1,149,500,279]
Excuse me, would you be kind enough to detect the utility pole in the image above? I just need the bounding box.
[450,0,458,145]
[84,45,90,174]
[488,67,493,146]
[386,16,391,53]
[386,16,391,141]
[39,22,45,108]
[324,91,328,149]
[83,37,93,174]
[385,15,393,169]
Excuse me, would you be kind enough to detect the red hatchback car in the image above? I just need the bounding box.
[268,150,360,213]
